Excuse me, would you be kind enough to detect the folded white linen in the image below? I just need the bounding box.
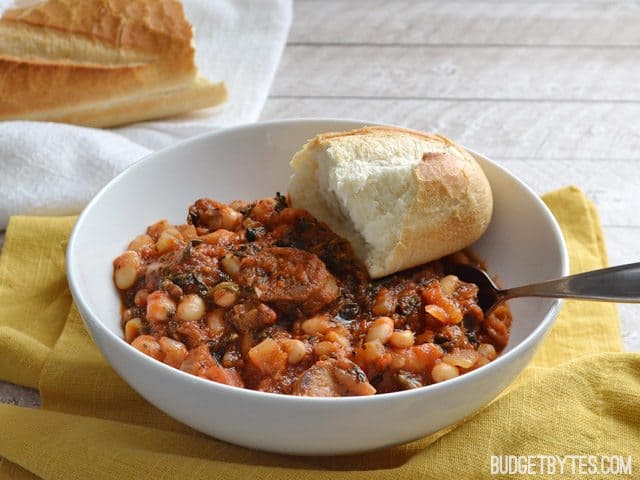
[0,0,292,229]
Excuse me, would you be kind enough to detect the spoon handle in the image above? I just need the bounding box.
[502,262,640,303]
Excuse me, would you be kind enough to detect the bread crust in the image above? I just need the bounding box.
[0,0,226,127]
[387,150,492,278]
[2,0,194,56]
[308,126,451,147]
[289,126,493,278]
[0,73,227,127]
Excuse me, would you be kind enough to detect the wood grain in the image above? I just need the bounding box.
[261,98,640,161]
[497,160,639,228]
[0,382,39,408]
[272,45,640,101]
[605,227,640,267]
[292,1,640,46]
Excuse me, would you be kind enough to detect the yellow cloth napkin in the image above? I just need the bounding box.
[0,186,638,480]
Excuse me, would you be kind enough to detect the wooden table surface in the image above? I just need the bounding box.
[1,0,639,406]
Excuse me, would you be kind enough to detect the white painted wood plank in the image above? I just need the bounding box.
[261,98,640,161]
[605,227,640,267]
[496,159,640,228]
[272,45,640,100]
[0,382,39,408]
[618,303,639,351]
[292,1,640,46]
[601,226,640,352]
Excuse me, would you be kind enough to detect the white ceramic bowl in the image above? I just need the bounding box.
[66,119,569,455]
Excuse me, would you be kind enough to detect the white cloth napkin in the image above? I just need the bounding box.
[0,0,292,229]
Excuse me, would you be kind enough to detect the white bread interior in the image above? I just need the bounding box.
[0,0,227,127]
[289,127,493,279]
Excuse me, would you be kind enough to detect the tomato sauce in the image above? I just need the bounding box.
[114,194,512,396]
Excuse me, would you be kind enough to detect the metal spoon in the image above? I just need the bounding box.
[445,262,640,316]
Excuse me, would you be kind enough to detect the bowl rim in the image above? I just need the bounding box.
[66,117,570,405]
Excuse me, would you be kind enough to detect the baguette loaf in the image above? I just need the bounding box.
[0,0,227,127]
[288,126,493,279]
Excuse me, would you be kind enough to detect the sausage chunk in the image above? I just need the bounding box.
[238,247,339,316]
[292,359,375,397]
[226,302,277,334]
[188,198,226,230]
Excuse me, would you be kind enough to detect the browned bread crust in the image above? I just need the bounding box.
[0,0,227,127]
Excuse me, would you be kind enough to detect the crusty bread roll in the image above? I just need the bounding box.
[288,126,493,279]
[0,0,227,127]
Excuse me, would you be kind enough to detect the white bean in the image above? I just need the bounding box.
[146,291,176,322]
[147,219,171,240]
[220,254,241,277]
[281,339,306,364]
[200,229,238,246]
[124,318,143,343]
[221,207,243,230]
[176,294,206,322]
[439,275,460,295]
[313,341,337,358]
[128,234,153,252]
[301,315,332,335]
[478,343,497,361]
[389,330,415,349]
[156,228,183,253]
[366,317,394,344]
[325,330,350,350]
[206,309,227,337]
[431,362,459,383]
[114,250,141,290]
[361,340,386,363]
